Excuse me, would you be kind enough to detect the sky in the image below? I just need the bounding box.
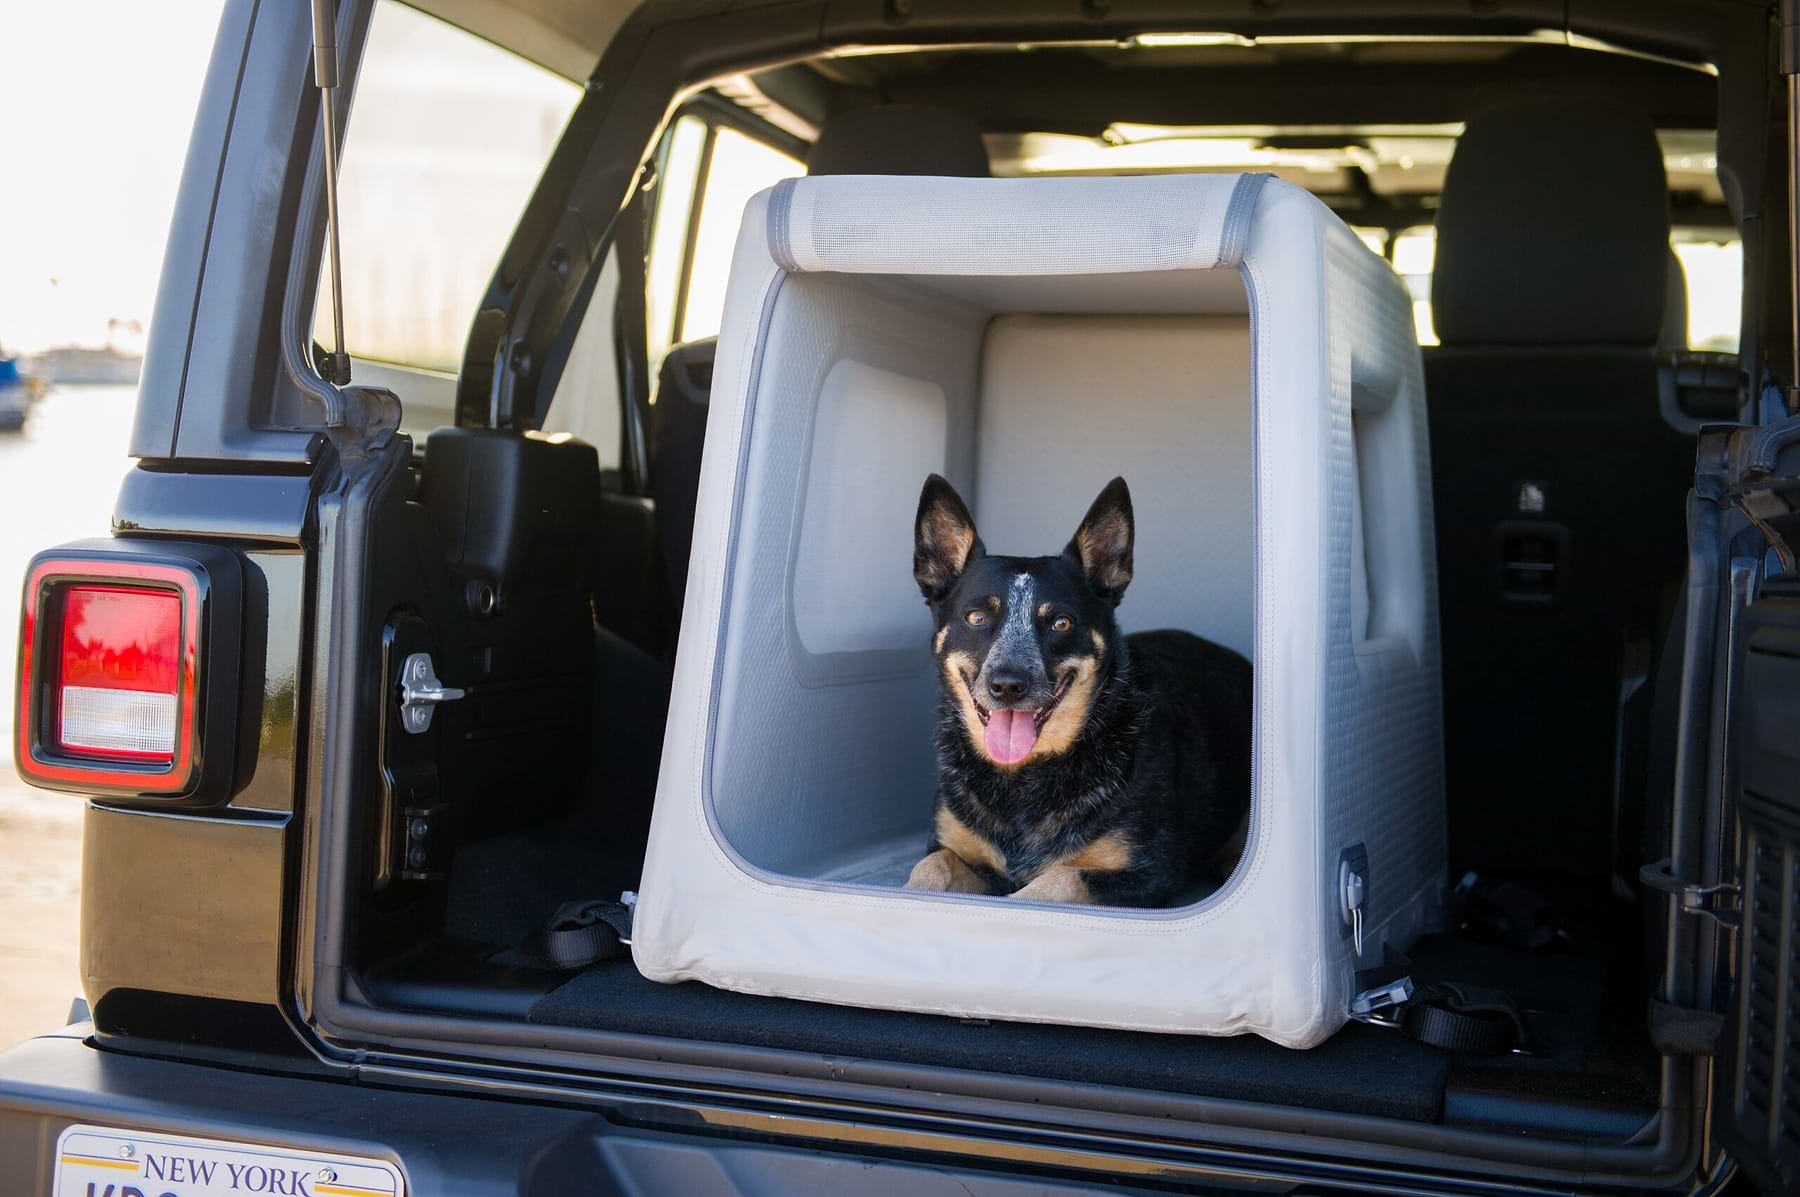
[0,2,229,354]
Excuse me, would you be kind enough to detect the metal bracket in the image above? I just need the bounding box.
[398,651,464,734]
[1640,858,1742,930]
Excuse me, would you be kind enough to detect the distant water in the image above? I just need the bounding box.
[0,384,139,765]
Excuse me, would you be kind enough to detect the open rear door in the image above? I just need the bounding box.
[1712,413,1800,1193]
[1718,579,1800,1194]
[1721,10,1800,1188]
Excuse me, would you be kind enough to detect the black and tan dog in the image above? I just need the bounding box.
[904,475,1252,907]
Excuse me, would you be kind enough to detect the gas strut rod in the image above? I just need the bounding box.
[1784,0,1800,414]
[311,0,351,387]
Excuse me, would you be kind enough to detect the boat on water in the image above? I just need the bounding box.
[0,352,42,431]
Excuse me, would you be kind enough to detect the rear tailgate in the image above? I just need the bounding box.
[0,1033,1156,1196]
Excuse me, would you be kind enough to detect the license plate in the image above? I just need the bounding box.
[54,1125,403,1197]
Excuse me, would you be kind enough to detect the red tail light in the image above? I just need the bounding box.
[56,586,184,762]
[14,547,236,799]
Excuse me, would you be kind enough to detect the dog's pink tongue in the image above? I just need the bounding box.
[984,709,1039,766]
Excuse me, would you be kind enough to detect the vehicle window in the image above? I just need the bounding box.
[678,127,804,344]
[644,115,710,381]
[1351,227,1389,257]
[539,249,623,468]
[643,118,803,387]
[1671,233,1744,351]
[1390,227,1438,346]
[314,1,580,374]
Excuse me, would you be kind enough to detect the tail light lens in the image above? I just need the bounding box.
[56,586,184,761]
[15,546,237,800]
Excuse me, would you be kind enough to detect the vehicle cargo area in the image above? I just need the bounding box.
[348,420,1662,1132]
[316,24,1728,1171]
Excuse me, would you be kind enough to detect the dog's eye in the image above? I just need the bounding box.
[964,609,988,627]
[1050,614,1073,633]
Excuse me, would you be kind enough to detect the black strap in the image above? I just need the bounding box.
[492,899,633,970]
[1647,997,1726,1056]
[1400,981,1529,1055]
[1355,951,1529,1055]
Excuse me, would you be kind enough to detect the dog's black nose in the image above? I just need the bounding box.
[987,670,1028,704]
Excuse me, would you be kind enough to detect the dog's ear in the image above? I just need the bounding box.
[1065,476,1133,605]
[914,474,981,602]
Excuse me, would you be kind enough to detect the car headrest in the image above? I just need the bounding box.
[1432,99,1670,347]
[806,105,990,177]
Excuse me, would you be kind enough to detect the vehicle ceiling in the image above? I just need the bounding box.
[767,40,1716,133]
[402,3,1729,228]
[748,41,1726,227]
[409,0,637,78]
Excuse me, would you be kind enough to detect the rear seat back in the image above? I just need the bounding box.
[650,105,992,629]
[803,104,991,178]
[1424,99,1696,879]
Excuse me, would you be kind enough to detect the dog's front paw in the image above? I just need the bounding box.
[1009,865,1098,905]
[905,852,955,891]
[905,849,989,894]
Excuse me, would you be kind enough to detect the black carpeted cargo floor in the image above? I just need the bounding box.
[434,631,1653,1130]
[513,907,1656,1129]
[527,960,1453,1121]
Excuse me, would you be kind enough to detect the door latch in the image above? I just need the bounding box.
[1639,858,1741,930]
[398,652,464,734]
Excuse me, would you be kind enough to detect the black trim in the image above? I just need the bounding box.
[613,178,653,494]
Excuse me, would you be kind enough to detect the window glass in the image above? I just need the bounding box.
[679,127,803,344]
[314,1,579,373]
[1390,227,1438,346]
[540,249,623,468]
[1671,234,1743,352]
[644,115,709,380]
[1351,227,1388,257]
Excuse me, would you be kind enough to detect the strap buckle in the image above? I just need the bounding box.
[1349,975,1415,1027]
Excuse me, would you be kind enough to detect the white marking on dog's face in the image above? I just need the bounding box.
[991,572,1044,677]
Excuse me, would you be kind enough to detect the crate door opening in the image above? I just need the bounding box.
[707,267,1256,905]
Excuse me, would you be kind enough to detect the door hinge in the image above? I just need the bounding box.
[1640,858,1741,930]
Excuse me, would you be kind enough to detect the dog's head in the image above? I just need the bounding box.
[913,474,1133,770]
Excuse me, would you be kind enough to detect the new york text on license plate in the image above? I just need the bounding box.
[54,1126,403,1197]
